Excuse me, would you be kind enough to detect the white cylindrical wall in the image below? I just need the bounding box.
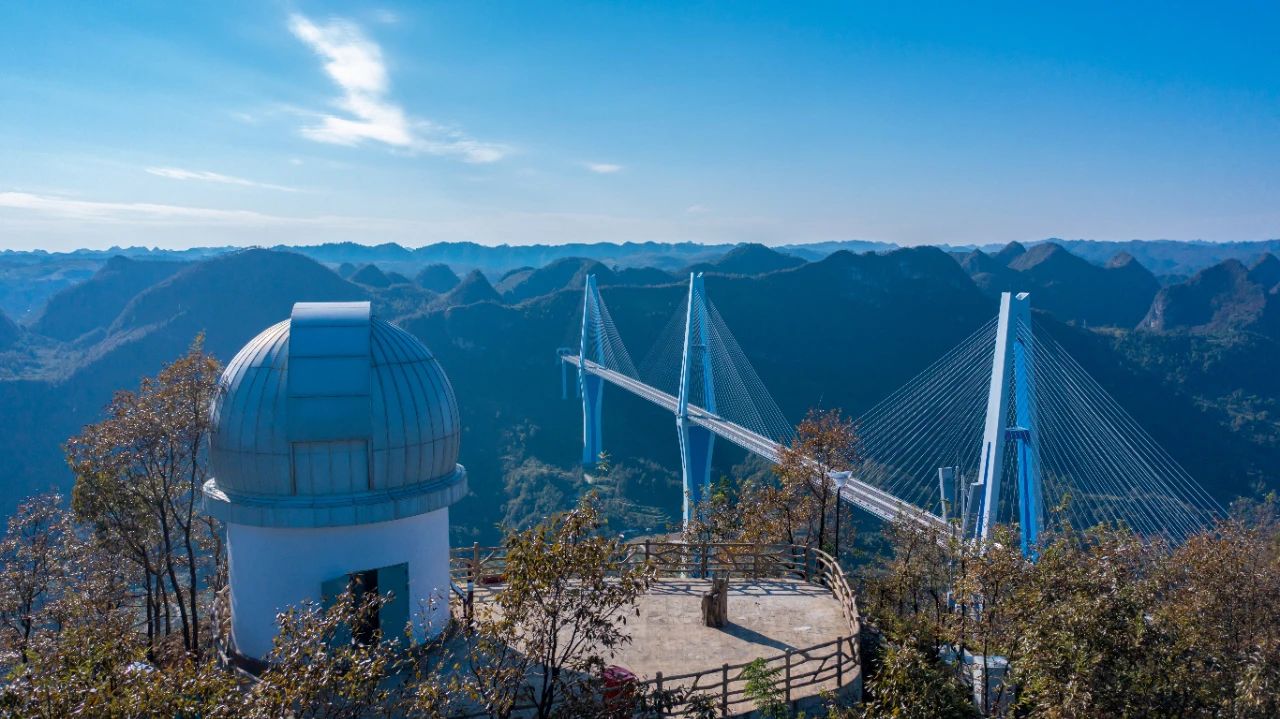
[226,508,451,659]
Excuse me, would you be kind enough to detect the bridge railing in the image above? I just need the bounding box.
[450,541,861,715]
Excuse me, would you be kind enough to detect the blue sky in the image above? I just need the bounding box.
[1,1,1277,251]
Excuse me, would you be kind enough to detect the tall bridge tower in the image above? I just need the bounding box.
[676,273,716,527]
[579,274,606,467]
[972,292,1043,555]
[576,272,721,528]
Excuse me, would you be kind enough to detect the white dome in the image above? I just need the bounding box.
[202,302,466,528]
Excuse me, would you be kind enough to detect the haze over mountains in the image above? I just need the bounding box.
[1,239,1278,539]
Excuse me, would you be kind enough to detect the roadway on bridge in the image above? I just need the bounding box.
[563,355,952,534]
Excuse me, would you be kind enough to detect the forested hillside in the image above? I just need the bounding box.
[1,241,1278,541]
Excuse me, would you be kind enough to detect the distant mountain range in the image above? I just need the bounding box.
[7,237,1280,320]
[1047,239,1280,278]
[1,239,1277,537]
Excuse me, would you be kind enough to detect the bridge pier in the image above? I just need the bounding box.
[678,422,716,527]
[582,372,604,467]
[1012,324,1042,556]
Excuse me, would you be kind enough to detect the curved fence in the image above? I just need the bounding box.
[450,541,861,715]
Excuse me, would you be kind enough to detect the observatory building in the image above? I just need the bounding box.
[202,301,466,660]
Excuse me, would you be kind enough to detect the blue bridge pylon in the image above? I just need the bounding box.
[575,272,721,526]
[676,273,716,527]
[578,274,606,467]
[971,292,1043,556]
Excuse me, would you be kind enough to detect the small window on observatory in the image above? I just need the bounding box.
[321,563,409,645]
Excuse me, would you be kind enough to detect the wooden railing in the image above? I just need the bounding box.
[450,541,862,715]
[451,542,858,626]
[646,634,857,716]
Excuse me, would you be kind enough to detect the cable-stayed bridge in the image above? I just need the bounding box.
[558,273,1222,552]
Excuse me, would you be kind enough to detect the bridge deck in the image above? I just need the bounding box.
[563,355,951,533]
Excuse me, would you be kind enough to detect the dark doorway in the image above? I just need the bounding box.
[321,563,409,647]
[350,569,379,645]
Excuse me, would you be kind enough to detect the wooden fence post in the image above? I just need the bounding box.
[836,636,844,688]
[468,542,479,621]
[656,672,665,718]
[721,663,730,717]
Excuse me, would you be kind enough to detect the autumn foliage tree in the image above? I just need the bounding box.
[687,409,861,559]
[861,494,1280,718]
[64,335,222,657]
[1,566,452,719]
[0,494,74,665]
[0,492,233,718]
[465,494,656,718]
[773,408,861,554]
[0,495,459,718]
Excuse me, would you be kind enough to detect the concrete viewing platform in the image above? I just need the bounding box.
[617,578,846,677]
[453,542,863,715]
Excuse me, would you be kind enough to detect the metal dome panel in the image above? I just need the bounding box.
[203,301,466,528]
[287,301,372,444]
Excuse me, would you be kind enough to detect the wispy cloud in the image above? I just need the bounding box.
[288,13,507,163]
[0,192,800,248]
[145,167,298,192]
[0,192,393,229]
[584,162,623,174]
